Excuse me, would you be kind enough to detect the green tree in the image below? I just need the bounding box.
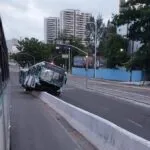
[125,44,150,80]
[98,21,129,68]
[86,15,105,52]
[98,20,117,53]
[113,0,150,76]
[103,33,129,68]
[114,0,150,43]
[69,38,86,53]
[14,37,54,66]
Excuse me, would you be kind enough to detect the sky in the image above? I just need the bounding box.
[0,0,119,41]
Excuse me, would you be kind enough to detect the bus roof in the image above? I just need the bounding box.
[29,61,65,74]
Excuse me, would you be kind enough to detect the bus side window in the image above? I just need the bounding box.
[27,70,29,76]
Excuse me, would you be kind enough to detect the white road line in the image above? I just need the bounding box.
[102,107,110,112]
[127,119,143,128]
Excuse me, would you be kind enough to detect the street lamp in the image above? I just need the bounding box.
[68,47,71,73]
[85,55,89,88]
[51,54,62,61]
[120,48,124,52]
[56,46,60,50]
[87,21,97,78]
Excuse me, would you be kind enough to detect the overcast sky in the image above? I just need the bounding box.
[0,0,119,41]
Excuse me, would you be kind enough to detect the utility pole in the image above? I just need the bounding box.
[86,55,89,89]
[87,21,97,78]
[130,40,134,82]
[56,44,89,88]
[94,22,97,78]
[68,48,71,73]
[65,59,67,71]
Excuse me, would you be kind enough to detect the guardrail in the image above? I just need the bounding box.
[33,92,150,150]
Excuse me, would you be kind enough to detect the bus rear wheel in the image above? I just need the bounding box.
[25,87,32,92]
[56,92,61,97]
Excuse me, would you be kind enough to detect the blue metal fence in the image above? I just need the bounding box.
[72,67,143,82]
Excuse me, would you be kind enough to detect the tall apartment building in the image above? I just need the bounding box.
[44,17,60,44]
[119,0,126,12]
[60,9,91,41]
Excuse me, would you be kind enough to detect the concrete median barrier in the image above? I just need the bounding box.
[33,92,150,150]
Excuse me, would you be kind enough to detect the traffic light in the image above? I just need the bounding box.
[56,44,71,54]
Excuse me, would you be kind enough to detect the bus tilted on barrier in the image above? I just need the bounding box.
[19,61,67,96]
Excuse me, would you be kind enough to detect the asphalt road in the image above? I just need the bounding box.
[9,72,84,150]
[62,83,150,141]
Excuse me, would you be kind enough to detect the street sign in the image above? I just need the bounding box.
[62,54,69,59]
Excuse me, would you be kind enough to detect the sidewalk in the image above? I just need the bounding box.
[69,74,150,90]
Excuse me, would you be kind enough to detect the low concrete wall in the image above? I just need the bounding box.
[72,67,143,82]
[33,92,150,150]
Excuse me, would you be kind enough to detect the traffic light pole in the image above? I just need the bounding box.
[86,55,89,89]
[94,23,97,78]
[56,44,88,88]
[87,21,97,78]
[68,48,71,73]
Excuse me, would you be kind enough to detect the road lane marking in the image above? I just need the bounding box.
[127,119,143,128]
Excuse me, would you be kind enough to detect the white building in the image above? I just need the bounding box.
[60,9,91,41]
[6,38,19,54]
[44,17,60,44]
[119,0,126,12]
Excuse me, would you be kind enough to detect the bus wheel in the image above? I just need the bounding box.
[56,92,61,97]
[25,87,32,92]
